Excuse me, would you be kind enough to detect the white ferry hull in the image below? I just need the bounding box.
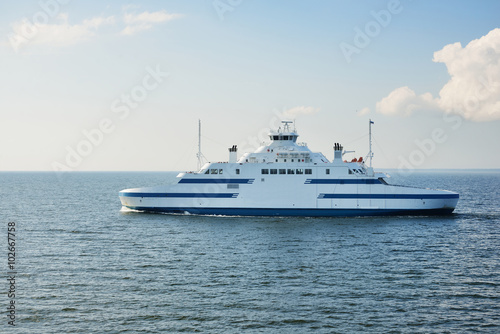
[119,178,459,217]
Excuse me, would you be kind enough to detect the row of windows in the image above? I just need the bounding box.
[271,135,297,141]
[204,168,363,176]
[262,168,313,175]
[325,168,364,175]
[204,168,241,175]
[275,159,309,163]
[204,169,224,174]
[245,158,309,163]
[262,168,365,175]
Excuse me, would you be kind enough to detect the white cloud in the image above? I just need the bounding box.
[83,15,116,29]
[282,106,320,119]
[357,107,371,116]
[434,28,500,121]
[376,86,438,116]
[7,8,183,51]
[375,28,500,121]
[121,24,151,36]
[121,10,182,36]
[10,13,114,49]
[123,10,181,24]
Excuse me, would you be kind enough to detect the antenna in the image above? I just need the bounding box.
[282,120,293,132]
[368,119,374,168]
[196,119,206,170]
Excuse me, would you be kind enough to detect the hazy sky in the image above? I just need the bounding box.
[1,0,500,171]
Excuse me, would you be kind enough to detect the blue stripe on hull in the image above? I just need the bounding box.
[178,178,254,184]
[306,179,382,184]
[119,192,238,198]
[319,193,459,199]
[123,206,455,217]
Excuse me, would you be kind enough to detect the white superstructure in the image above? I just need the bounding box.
[119,121,459,216]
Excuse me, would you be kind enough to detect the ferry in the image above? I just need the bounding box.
[119,120,459,216]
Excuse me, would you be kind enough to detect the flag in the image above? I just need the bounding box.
[370,120,374,124]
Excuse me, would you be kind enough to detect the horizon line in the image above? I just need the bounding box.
[1,168,500,173]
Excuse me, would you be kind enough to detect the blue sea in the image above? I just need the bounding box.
[2,170,499,333]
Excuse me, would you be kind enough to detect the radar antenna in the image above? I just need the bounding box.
[281,120,293,132]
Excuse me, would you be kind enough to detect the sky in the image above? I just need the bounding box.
[1,0,500,171]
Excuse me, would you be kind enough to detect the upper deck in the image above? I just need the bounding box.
[238,120,329,165]
[180,121,384,180]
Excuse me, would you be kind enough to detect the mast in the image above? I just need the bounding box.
[368,119,374,168]
[196,119,205,170]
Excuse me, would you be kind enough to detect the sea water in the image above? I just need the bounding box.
[1,170,499,333]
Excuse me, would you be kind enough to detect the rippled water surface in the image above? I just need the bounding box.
[2,170,499,333]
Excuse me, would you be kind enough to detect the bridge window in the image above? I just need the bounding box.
[219,169,223,174]
[296,169,303,174]
[270,169,277,174]
[210,169,218,174]
[287,169,295,174]
[236,169,240,174]
[305,169,312,174]
[279,169,286,174]
[261,169,269,174]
